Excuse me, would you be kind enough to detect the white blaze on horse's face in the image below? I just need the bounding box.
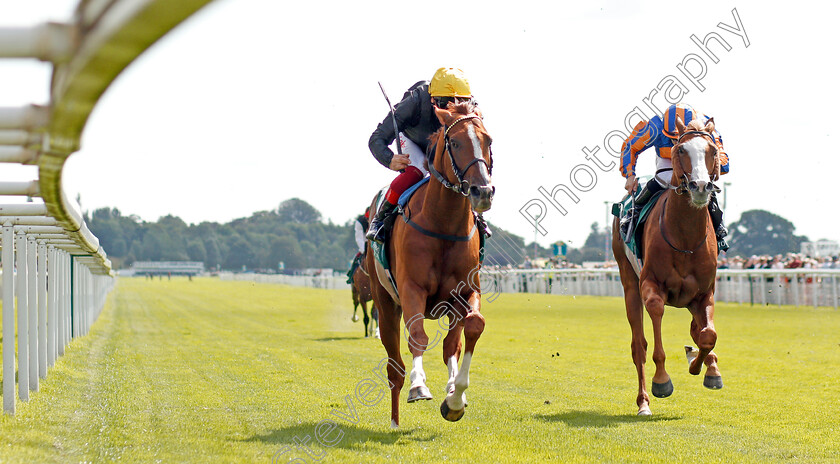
[682,136,713,208]
[466,125,487,175]
[463,123,493,212]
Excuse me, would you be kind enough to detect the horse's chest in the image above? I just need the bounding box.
[663,271,710,306]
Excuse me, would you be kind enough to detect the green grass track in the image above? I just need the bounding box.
[1,277,839,463]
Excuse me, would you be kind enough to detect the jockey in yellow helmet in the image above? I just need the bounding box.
[366,68,475,243]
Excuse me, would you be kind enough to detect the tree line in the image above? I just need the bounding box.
[87,198,810,272]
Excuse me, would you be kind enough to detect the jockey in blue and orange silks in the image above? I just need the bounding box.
[619,103,730,250]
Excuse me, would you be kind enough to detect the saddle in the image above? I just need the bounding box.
[370,176,489,303]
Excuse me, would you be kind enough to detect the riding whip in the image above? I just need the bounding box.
[377,81,403,156]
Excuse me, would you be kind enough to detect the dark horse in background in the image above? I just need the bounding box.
[367,102,494,428]
[612,117,724,416]
[350,251,379,338]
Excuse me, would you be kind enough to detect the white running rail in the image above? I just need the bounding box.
[1,0,215,415]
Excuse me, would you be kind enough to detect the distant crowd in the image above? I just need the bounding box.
[483,253,840,271]
[717,253,840,270]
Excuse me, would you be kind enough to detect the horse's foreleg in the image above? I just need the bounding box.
[402,287,433,403]
[687,293,717,374]
[687,293,722,388]
[361,300,370,337]
[351,287,360,322]
[641,280,673,399]
[625,282,650,415]
[442,293,484,422]
[442,317,464,403]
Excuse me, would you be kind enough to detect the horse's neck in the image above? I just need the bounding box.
[663,190,710,242]
[417,172,473,236]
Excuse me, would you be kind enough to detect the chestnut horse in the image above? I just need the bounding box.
[350,256,379,338]
[612,117,724,416]
[366,102,493,428]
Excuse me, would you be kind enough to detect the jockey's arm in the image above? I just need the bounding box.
[712,131,729,175]
[368,91,422,169]
[620,120,657,192]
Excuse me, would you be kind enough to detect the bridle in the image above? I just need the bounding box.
[666,130,721,195]
[427,114,494,196]
[658,130,719,253]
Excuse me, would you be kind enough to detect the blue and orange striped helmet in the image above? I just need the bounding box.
[662,103,698,139]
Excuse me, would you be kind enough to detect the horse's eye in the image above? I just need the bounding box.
[451,141,460,150]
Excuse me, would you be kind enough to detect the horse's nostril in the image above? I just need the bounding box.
[470,186,493,199]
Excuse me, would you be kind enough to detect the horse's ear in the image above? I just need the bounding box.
[704,117,715,134]
[434,106,450,126]
[675,116,686,135]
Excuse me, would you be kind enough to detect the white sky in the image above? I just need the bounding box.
[1,0,837,249]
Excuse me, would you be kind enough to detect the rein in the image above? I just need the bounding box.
[658,196,708,254]
[428,114,492,196]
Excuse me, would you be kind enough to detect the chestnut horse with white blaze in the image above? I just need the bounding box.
[612,117,724,416]
[366,102,493,428]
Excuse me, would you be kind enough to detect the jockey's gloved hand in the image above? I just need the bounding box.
[389,154,410,171]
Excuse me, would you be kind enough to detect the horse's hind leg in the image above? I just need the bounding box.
[376,298,405,428]
[640,280,673,399]
[624,283,651,415]
[687,293,722,389]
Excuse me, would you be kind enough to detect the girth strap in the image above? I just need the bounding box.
[404,217,477,242]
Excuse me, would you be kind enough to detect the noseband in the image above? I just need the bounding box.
[428,114,493,196]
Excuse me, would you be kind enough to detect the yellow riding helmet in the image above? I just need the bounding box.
[429,67,472,97]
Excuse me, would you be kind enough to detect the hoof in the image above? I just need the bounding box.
[440,399,465,422]
[407,385,433,403]
[637,405,652,416]
[390,419,399,429]
[651,379,674,398]
[704,375,724,389]
[351,315,359,322]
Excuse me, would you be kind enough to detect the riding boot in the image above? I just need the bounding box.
[621,179,665,240]
[346,252,361,284]
[366,200,397,243]
[708,193,729,252]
